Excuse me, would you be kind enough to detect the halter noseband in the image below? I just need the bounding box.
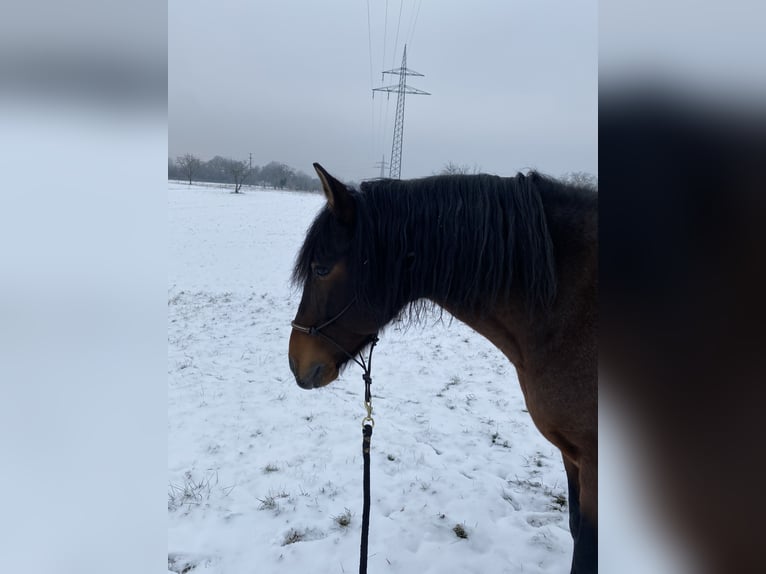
[291,297,379,373]
[290,297,356,337]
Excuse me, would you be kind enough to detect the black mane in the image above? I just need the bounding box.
[294,172,564,324]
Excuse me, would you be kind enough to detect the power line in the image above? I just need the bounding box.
[368,1,427,179]
[381,0,389,82]
[391,0,405,69]
[373,45,430,179]
[366,0,376,164]
[366,0,374,91]
[406,0,423,50]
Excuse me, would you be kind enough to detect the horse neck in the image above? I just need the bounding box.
[437,299,532,371]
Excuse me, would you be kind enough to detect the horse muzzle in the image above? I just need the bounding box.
[288,355,338,389]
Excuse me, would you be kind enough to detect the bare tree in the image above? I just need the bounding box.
[226,159,250,193]
[260,161,294,189]
[440,161,481,175]
[176,153,202,185]
[561,171,598,190]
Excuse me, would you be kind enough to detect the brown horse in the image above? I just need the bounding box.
[289,163,597,573]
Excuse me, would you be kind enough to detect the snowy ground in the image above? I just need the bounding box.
[168,181,572,573]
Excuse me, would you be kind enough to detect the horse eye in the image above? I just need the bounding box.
[313,264,331,277]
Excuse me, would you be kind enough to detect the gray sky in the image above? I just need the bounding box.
[169,0,597,183]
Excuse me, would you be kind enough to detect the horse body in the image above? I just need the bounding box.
[442,184,598,572]
[289,164,597,573]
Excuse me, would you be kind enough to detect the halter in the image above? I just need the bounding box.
[290,297,379,374]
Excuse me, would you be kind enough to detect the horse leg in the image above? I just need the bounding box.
[563,455,581,540]
[563,455,597,574]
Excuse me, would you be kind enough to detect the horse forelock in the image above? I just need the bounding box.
[291,206,338,288]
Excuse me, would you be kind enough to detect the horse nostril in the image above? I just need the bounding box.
[307,363,325,387]
[288,356,297,376]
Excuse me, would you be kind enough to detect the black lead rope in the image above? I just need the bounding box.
[360,418,373,574]
[359,343,376,574]
[290,303,378,574]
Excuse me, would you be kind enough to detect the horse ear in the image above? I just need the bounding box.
[314,163,354,225]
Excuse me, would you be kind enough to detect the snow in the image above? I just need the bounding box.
[168,181,572,573]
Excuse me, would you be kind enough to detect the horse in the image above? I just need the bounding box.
[288,163,597,573]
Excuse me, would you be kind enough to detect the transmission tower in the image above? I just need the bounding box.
[373,155,388,179]
[373,45,429,179]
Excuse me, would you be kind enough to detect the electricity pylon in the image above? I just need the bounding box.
[374,156,388,179]
[373,45,430,179]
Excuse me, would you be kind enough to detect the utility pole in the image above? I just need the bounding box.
[249,152,253,170]
[373,45,430,179]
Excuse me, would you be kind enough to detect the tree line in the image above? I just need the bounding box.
[170,154,597,193]
[439,161,597,190]
[169,154,322,193]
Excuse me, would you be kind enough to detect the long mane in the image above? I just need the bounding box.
[294,172,560,324]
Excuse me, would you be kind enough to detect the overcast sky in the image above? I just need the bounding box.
[169,0,597,183]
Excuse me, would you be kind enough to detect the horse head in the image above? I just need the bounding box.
[288,164,378,389]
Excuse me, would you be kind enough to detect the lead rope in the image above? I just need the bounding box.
[359,337,377,574]
[290,307,378,573]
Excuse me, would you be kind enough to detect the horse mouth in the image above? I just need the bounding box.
[294,362,339,389]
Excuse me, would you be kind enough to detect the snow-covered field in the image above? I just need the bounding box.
[168,181,572,573]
